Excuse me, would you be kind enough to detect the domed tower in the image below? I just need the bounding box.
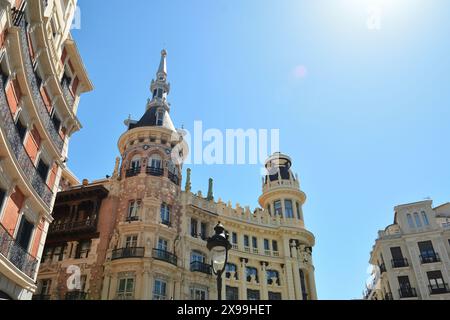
[258,152,317,300]
[103,50,184,300]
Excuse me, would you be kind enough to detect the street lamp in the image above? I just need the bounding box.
[207,222,232,300]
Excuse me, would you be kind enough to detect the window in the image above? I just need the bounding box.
[200,222,207,240]
[427,271,447,294]
[266,205,271,216]
[247,289,260,300]
[274,200,283,216]
[296,202,302,220]
[153,279,167,300]
[16,216,34,251]
[127,200,141,221]
[231,232,237,245]
[418,241,438,263]
[191,251,206,263]
[285,200,294,218]
[244,235,250,248]
[407,214,415,229]
[15,117,27,143]
[75,240,91,259]
[149,154,162,169]
[390,247,407,268]
[422,211,430,226]
[40,279,52,295]
[36,158,50,182]
[268,292,282,300]
[267,270,280,285]
[158,238,168,252]
[226,286,239,300]
[130,156,141,171]
[190,218,198,237]
[246,267,258,282]
[272,240,279,253]
[160,203,170,225]
[156,110,164,126]
[252,237,258,249]
[414,213,422,228]
[264,239,270,251]
[51,112,61,131]
[300,270,308,300]
[398,276,415,298]
[117,277,134,300]
[52,245,65,262]
[190,287,208,300]
[125,235,138,248]
[225,263,238,279]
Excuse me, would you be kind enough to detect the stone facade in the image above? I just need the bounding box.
[365,200,450,300]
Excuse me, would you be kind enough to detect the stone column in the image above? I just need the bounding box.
[284,261,296,300]
[307,267,318,300]
[135,271,143,300]
[239,258,248,300]
[109,273,118,300]
[291,246,302,300]
[260,262,269,300]
[142,269,150,300]
[101,273,111,300]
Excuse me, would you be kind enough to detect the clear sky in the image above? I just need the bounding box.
[70,0,450,299]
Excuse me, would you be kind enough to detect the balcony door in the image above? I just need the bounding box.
[158,238,168,252]
[191,251,206,264]
[16,216,34,251]
[418,241,436,261]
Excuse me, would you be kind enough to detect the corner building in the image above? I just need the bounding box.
[37,50,317,300]
[0,0,92,300]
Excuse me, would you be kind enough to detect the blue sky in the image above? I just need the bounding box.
[71,0,450,299]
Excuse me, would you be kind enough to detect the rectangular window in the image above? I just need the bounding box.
[125,235,138,248]
[264,239,270,251]
[160,203,170,225]
[244,235,250,248]
[15,117,27,143]
[268,292,282,300]
[158,238,168,252]
[117,277,134,300]
[37,158,50,182]
[40,279,52,295]
[127,200,141,220]
[51,113,61,132]
[414,213,422,227]
[75,240,91,259]
[190,287,208,300]
[226,286,239,300]
[232,232,237,245]
[274,200,283,216]
[200,222,207,240]
[272,240,279,252]
[285,200,294,218]
[427,271,447,294]
[296,202,302,220]
[252,237,258,249]
[421,211,430,226]
[153,279,167,300]
[418,241,436,261]
[247,289,260,300]
[16,216,34,251]
[407,214,415,229]
[190,218,198,237]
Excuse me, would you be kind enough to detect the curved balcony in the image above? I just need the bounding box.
[0,223,38,279]
[48,219,97,235]
[168,171,180,185]
[18,18,64,153]
[0,76,53,207]
[190,261,212,275]
[152,248,177,266]
[111,247,145,261]
[126,167,141,178]
[146,166,163,177]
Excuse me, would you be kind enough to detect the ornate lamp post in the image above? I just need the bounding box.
[207,222,232,300]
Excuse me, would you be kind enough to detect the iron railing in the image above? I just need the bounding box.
[111,247,145,260]
[0,76,53,206]
[49,219,96,234]
[0,223,38,279]
[126,167,141,178]
[168,172,179,185]
[152,248,177,266]
[17,18,64,152]
[398,287,417,299]
[379,263,387,274]
[146,167,163,177]
[190,261,212,275]
[420,252,441,264]
[391,258,409,268]
[429,283,450,295]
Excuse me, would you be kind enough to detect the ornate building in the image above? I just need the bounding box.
[35,50,317,300]
[0,0,92,300]
[365,200,450,300]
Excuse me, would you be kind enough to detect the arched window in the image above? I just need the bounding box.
[148,154,163,176]
[160,203,170,226]
[285,200,294,218]
[130,156,141,170]
[156,110,164,126]
[421,211,430,226]
[414,213,422,228]
[407,214,415,229]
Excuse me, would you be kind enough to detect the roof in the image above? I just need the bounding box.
[128,105,175,131]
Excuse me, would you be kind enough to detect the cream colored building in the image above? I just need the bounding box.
[366,200,450,300]
[0,0,91,300]
[35,50,318,300]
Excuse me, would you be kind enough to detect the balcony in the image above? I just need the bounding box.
[160,219,171,227]
[420,253,441,264]
[146,167,163,177]
[168,172,179,185]
[126,167,141,178]
[398,288,417,299]
[0,77,53,207]
[0,223,38,279]
[429,283,450,295]
[32,294,51,300]
[111,247,145,261]
[152,248,177,266]
[18,18,64,152]
[190,261,212,275]
[391,258,409,269]
[125,216,140,223]
[65,291,87,300]
[60,76,75,109]
[49,219,96,235]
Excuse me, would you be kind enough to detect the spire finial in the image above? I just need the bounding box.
[185,168,192,192]
[158,49,167,76]
[206,178,214,201]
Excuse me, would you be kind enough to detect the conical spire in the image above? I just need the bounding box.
[157,49,167,78]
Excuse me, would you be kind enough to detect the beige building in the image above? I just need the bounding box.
[35,50,318,300]
[365,200,450,300]
[0,0,92,300]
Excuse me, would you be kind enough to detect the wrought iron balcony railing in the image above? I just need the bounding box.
[429,283,450,295]
[111,247,145,261]
[152,248,177,266]
[168,172,179,185]
[420,253,441,264]
[0,77,53,207]
[65,291,87,300]
[146,167,163,177]
[18,18,64,152]
[190,261,212,275]
[398,287,417,299]
[48,219,96,235]
[391,258,409,268]
[126,167,141,178]
[0,223,38,279]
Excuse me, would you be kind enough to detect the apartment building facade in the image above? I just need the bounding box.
[365,200,450,300]
[0,0,92,300]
